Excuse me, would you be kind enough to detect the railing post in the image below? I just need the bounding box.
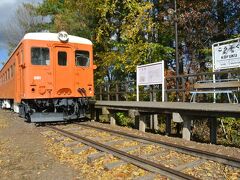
[96,109,100,122]
[107,84,110,101]
[99,85,103,101]
[164,78,168,102]
[139,115,146,132]
[150,85,158,130]
[125,82,128,101]
[90,103,95,121]
[149,86,153,129]
[182,77,186,102]
[115,82,119,101]
[165,114,171,135]
[210,117,217,144]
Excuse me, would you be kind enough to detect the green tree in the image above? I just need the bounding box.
[95,0,173,84]
[171,0,240,73]
[37,0,100,39]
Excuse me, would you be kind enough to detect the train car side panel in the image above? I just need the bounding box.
[0,48,17,102]
[22,40,54,100]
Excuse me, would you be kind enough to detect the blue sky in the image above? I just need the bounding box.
[0,0,42,68]
[0,49,8,65]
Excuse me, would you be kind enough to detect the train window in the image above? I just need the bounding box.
[7,69,9,80]
[9,67,12,78]
[75,51,90,67]
[31,47,50,65]
[13,63,15,76]
[58,51,67,66]
[10,65,13,77]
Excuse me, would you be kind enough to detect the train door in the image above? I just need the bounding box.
[16,50,25,102]
[54,47,74,95]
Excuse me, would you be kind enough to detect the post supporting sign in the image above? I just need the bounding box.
[212,38,240,71]
[136,61,165,102]
[212,38,240,102]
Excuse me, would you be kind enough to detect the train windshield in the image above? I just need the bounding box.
[31,47,50,65]
[75,51,90,67]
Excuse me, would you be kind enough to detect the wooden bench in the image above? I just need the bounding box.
[190,79,240,103]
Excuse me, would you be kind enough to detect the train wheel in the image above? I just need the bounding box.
[19,104,26,118]
[25,113,31,123]
[19,103,31,123]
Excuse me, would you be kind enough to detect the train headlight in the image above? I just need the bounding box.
[58,31,69,42]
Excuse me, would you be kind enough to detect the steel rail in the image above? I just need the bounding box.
[47,125,198,180]
[78,123,240,168]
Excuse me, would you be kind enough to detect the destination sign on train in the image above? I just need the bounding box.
[213,41,240,70]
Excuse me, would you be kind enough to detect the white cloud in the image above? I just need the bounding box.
[0,0,42,24]
[0,0,42,57]
[0,0,17,6]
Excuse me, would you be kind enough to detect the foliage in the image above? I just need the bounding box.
[37,0,100,39]
[94,0,173,84]
[116,112,134,127]
[2,0,240,146]
[218,117,240,147]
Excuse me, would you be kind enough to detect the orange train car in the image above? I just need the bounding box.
[0,31,96,122]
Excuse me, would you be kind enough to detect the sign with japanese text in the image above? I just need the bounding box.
[213,39,240,70]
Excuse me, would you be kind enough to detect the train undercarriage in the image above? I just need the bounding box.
[1,98,90,123]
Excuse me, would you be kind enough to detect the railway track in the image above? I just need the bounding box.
[42,123,240,179]
[46,125,197,180]
[77,123,240,168]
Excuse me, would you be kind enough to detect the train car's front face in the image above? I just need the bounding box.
[24,32,94,100]
[52,43,94,99]
[19,32,95,122]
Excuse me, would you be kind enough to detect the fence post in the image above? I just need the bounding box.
[100,85,103,100]
[210,117,217,144]
[165,114,171,135]
[107,84,110,101]
[115,83,119,101]
[182,77,186,102]
[125,83,128,101]
[164,78,168,102]
[139,115,146,132]
[150,85,158,130]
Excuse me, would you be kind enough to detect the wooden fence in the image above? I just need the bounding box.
[95,69,240,102]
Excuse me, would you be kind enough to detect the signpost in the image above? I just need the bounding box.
[136,61,165,102]
[212,38,240,71]
[212,38,240,102]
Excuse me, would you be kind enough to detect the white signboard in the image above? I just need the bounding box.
[137,62,164,85]
[136,61,165,101]
[213,38,240,70]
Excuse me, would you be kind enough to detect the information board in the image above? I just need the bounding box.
[137,62,164,85]
[136,61,164,101]
[213,38,240,70]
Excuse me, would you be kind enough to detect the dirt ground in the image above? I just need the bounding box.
[0,110,81,180]
[0,109,239,179]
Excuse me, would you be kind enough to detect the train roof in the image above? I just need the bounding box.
[23,32,93,45]
[0,32,92,71]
